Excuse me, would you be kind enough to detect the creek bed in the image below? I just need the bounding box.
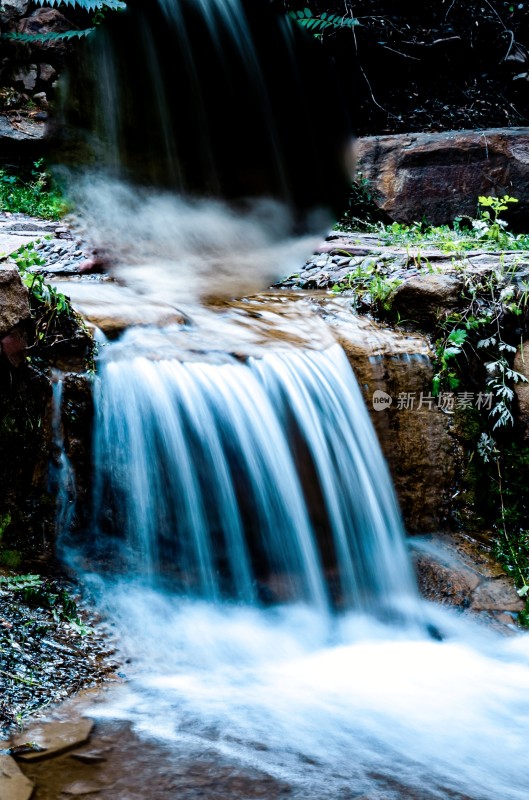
[0,573,120,739]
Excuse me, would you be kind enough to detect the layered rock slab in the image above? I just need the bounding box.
[356,128,529,226]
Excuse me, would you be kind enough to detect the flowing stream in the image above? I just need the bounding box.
[46,1,529,798]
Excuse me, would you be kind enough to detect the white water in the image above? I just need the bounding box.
[79,325,529,800]
[91,337,417,617]
[87,588,529,800]
[55,1,529,795]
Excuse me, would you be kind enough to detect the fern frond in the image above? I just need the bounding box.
[289,8,359,34]
[3,28,96,42]
[35,0,125,9]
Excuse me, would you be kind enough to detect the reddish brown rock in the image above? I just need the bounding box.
[412,532,524,619]
[356,128,529,226]
[12,718,94,762]
[0,324,27,367]
[0,755,34,800]
[313,297,458,532]
[16,7,74,48]
[391,274,464,325]
[0,265,30,337]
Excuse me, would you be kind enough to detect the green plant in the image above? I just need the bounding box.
[473,194,519,243]
[2,0,126,43]
[432,328,468,395]
[0,160,66,220]
[336,174,389,232]
[376,200,529,254]
[289,7,359,35]
[431,263,528,424]
[11,241,85,354]
[330,257,402,311]
[476,440,529,624]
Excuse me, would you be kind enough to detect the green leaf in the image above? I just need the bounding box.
[3,28,96,42]
[447,328,467,346]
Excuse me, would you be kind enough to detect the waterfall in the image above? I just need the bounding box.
[91,336,418,618]
[60,0,352,226]
[50,374,77,541]
[49,2,529,799]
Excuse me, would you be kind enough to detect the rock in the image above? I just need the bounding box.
[513,341,529,438]
[0,755,34,800]
[391,274,464,325]
[70,750,108,764]
[1,325,27,367]
[0,232,38,254]
[412,533,525,617]
[471,578,525,612]
[0,114,46,142]
[312,296,458,532]
[16,7,74,47]
[12,718,94,762]
[38,63,57,83]
[11,66,37,92]
[0,266,30,338]
[356,128,529,226]
[33,91,48,107]
[0,0,29,25]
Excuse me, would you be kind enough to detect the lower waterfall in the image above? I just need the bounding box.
[90,336,418,617]
[55,324,529,800]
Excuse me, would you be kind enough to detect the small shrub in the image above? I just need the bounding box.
[0,161,66,220]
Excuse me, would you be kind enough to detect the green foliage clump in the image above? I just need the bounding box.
[11,242,88,357]
[289,7,359,35]
[476,441,529,625]
[330,258,401,312]
[2,0,126,43]
[431,257,528,425]
[0,161,66,220]
[376,195,529,253]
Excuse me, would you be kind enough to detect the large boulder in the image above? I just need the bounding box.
[356,128,529,227]
[391,273,464,325]
[0,265,30,337]
[15,7,73,49]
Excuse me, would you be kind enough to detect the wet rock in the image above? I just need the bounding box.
[471,578,525,612]
[0,114,46,142]
[39,63,57,83]
[0,755,34,800]
[0,231,40,254]
[391,274,464,325]
[313,297,458,532]
[0,266,30,338]
[0,324,27,367]
[413,540,480,608]
[412,533,525,618]
[13,718,94,762]
[513,341,529,438]
[70,750,108,764]
[33,91,48,107]
[0,0,29,24]
[11,66,38,92]
[16,7,73,48]
[356,128,529,227]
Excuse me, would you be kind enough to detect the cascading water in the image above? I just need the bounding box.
[47,1,529,798]
[90,336,418,616]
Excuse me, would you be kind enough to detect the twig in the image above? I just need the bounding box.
[0,668,35,686]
